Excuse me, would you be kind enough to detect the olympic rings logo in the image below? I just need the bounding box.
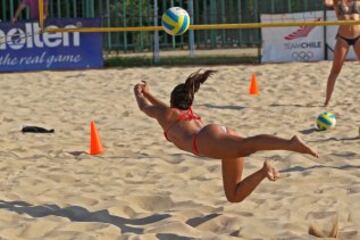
[291,51,314,61]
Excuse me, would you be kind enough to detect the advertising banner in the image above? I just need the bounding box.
[0,19,103,72]
[261,11,325,63]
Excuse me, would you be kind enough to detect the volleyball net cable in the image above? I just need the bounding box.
[43,20,360,33]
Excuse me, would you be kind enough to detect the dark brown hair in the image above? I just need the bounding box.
[170,69,217,110]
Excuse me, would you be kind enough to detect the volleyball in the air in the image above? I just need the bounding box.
[316,112,336,131]
[161,7,190,36]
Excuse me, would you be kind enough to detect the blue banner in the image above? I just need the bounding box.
[0,19,103,72]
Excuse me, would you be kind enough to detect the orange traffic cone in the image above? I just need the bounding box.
[89,121,104,155]
[249,73,259,96]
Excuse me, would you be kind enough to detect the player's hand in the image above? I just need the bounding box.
[141,81,150,94]
[134,83,144,96]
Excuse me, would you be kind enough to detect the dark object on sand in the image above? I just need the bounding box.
[21,126,55,133]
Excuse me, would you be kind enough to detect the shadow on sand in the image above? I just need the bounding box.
[201,104,246,111]
[0,200,221,239]
[156,234,194,240]
[299,127,320,135]
[186,213,221,227]
[0,200,171,234]
[280,164,360,173]
[269,103,322,108]
[299,128,360,142]
[308,136,360,143]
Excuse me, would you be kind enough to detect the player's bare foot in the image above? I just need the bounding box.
[290,135,319,158]
[262,160,280,182]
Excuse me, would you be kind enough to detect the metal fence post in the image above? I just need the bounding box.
[139,0,144,49]
[188,0,195,57]
[123,0,128,51]
[220,0,225,47]
[237,0,242,45]
[288,0,292,13]
[106,0,111,50]
[57,0,61,18]
[153,0,160,63]
[2,0,8,21]
[209,0,216,48]
[73,0,77,17]
[9,0,14,20]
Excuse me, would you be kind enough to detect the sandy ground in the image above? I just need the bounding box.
[0,62,359,239]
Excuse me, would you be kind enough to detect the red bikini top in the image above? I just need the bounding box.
[164,107,201,141]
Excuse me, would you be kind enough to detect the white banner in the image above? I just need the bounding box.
[325,11,357,60]
[261,11,325,63]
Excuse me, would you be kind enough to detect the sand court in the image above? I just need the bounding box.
[0,63,359,239]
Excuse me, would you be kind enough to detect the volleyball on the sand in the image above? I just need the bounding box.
[316,112,336,131]
[161,7,190,36]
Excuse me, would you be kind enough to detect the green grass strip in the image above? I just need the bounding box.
[104,55,259,67]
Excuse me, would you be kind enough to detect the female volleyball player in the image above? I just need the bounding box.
[134,70,318,203]
[324,0,360,106]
